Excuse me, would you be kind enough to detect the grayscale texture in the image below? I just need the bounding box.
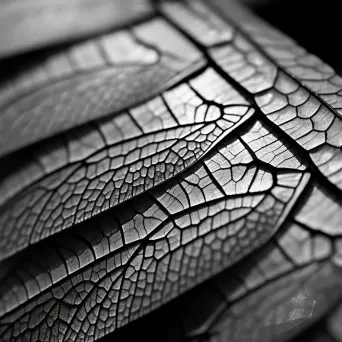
[0,1,341,342]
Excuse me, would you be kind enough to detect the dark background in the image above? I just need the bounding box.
[244,0,341,73]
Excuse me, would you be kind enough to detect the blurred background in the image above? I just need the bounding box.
[244,0,341,72]
[0,0,340,72]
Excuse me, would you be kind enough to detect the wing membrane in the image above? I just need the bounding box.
[0,69,253,261]
[0,120,308,341]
